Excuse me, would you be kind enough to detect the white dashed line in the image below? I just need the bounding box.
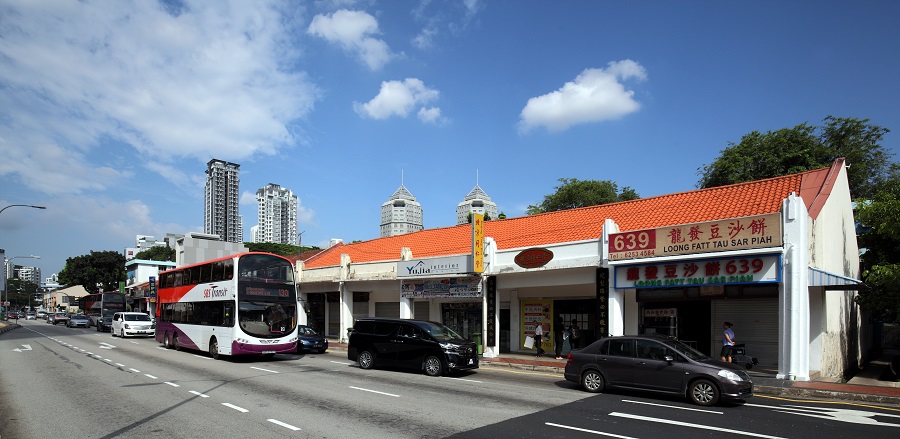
[192,355,213,360]
[103,359,112,362]
[268,419,300,431]
[165,382,180,387]
[349,386,400,397]
[145,374,158,379]
[250,366,279,373]
[189,391,210,398]
[222,403,249,413]
[546,422,636,438]
[330,361,353,365]
[115,363,125,367]
[445,376,482,383]
[129,368,141,373]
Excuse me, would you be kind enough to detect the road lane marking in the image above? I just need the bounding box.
[193,354,213,360]
[546,422,636,438]
[129,368,141,373]
[189,391,210,398]
[250,366,279,374]
[223,403,249,413]
[349,386,400,397]
[115,363,125,367]
[145,374,158,379]
[622,399,723,414]
[445,376,482,383]
[330,361,353,365]
[165,382,180,387]
[268,419,301,431]
[608,412,785,438]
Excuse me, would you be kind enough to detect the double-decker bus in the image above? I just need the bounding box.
[155,252,298,359]
[76,291,127,327]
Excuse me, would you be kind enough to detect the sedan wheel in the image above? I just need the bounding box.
[357,351,374,370]
[581,370,605,393]
[689,379,720,406]
[423,356,443,377]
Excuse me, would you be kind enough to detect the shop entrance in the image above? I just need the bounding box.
[442,302,483,352]
[639,301,711,355]
[305,293,326,335]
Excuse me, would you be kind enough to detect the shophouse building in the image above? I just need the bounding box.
[297,159,863,381]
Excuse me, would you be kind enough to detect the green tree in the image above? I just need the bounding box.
[5,278,41,308]
[698,116,892,199]
[134,245,175,262]
[855,169,900,323]
[58,250,126,294]
[244,242,320,257]
[527,178,640,215]
[465,212,493,223]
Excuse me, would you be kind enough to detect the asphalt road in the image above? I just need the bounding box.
[2,320,898,438]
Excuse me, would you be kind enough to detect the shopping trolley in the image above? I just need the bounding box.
[731,343,759,369]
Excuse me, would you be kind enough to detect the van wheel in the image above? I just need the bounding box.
[357,351,374,369]
[173,333,181,351]
[111,328,117,337]
[424,356,443,377]
[689,379,720,406]
[209,337,219,360]
[582,370,605,393]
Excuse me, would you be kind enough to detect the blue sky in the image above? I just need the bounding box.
[1,0,898,280]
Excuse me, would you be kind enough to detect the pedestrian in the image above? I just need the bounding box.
[721,321,735,362]
[568,318,580,349]
[554,316,565,359]
[534,320,545,357]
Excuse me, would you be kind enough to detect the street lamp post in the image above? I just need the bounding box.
[0,204,46,215]
[4,255,41,318]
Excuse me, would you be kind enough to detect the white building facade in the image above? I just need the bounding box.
[380,185,424,237]
[456,184,499,225]
[255,183,298,245]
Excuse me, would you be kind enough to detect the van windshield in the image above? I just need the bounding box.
[417,321,464,341]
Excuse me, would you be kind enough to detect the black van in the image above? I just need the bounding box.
[348,318,479,376]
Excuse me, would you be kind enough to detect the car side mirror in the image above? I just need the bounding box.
[664,355,675,363]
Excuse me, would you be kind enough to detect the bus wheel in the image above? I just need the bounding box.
[209,337,219,360]
[173,333,181,351]
[163,332,172,349]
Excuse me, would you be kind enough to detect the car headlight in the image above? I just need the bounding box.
[440,343,460,352]
[300,339,311,345]
[718,369,744,382]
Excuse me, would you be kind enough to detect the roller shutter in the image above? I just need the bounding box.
[712,298,779,368]
[414,301,430,320]
[375,302,401,318]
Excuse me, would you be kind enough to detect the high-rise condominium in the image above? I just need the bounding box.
[204,159,243,243]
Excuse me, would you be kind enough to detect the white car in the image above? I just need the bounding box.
[111,312,156,338]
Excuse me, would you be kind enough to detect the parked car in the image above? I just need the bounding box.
[111,312,155,338]
[36,310,47,319]
[26,312,36,320]
[296,325,328,354]
[50,313,69,325]
[67,314,90,328]
[96,315,113,332]
[564,335,753,406]
[348,318,479,377]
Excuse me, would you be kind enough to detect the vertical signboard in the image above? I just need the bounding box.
[596,268,610,338]
[486,276,496,346]
[472,213,484,273]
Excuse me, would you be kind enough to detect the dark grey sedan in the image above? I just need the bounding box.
[564,335,753,406]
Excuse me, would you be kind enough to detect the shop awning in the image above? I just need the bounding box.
[808,267,865,290]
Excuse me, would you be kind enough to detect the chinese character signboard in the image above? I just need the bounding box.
[596,268,610,337]
[148,276,157,298]
[472,213,484,273]
[521,300,553,351]
[608,213,782,261]
[400,276,483,298]
[614,253,782,289]
[486,276,496,345]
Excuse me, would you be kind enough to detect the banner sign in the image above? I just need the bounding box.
[397,255,472,278]
[148,276,157,298]
[400,276,483,298]
[608,213,782,261]
[614,253,782,289]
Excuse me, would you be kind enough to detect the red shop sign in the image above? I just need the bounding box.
[515,248,554,269]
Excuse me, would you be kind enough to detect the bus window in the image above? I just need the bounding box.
[223,259,234,280]
[199,264,211,283]
[212,261,224,282]
[174,271,182,286]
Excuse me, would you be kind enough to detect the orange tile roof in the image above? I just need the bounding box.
[303,163,839,269]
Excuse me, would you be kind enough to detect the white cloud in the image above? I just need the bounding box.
[0,1,319,195]
[307,9,394,70]
[518,60,648,134]
[240,191,259,206]
[353,78,441,121]
[417,107,443,124]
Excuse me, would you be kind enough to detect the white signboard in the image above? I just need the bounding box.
[397,255,473,278]
[400,276,483,298]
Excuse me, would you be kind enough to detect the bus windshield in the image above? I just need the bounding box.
[238,301,297,338]
[238,254,295,284]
